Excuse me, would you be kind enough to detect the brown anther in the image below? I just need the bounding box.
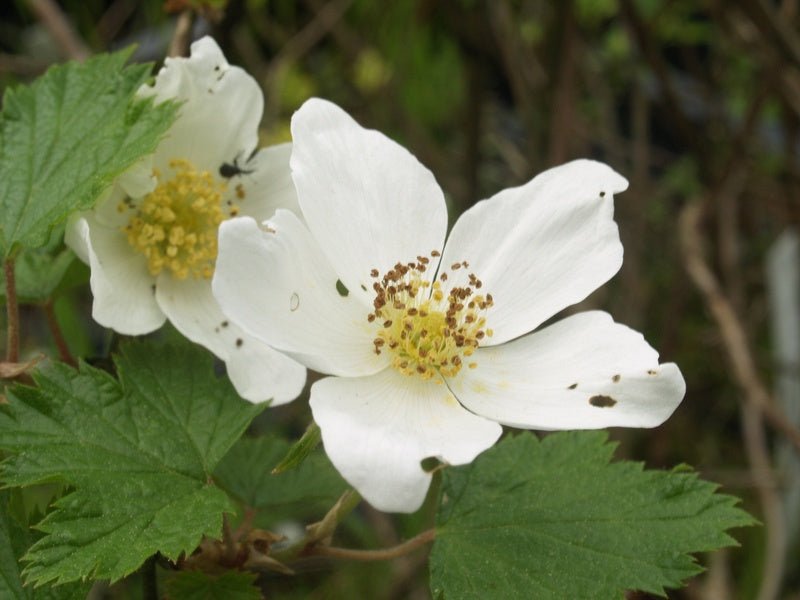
[370,268,379,277]
[440,273,448,281]
[451,262,462,270]
[367,314,376,322]
[383,320,393,328]
[431,250,441,256]
[407,307,418,316]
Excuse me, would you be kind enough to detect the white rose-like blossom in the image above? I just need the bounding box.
[65,37,306,404]
[212,98,686,512]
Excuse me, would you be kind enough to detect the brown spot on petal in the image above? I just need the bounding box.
[589,395,617,408]
[567,383,578,390]
[612,374,621,383]
[647,369,658,375]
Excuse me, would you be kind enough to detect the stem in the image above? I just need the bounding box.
[221,513,238,563]
[141,555,158,600]
[43,300,76,366]
[308,529,436,562]
[4,258,19,363]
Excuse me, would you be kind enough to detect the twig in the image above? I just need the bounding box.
[742,401,786,600]
[4,259,19,364]
[263,0,353,123]
[168,10,194,58]
[308,529,435,562]
[43,300,76,367]
[26,0,90,60]
[679,202,800,454]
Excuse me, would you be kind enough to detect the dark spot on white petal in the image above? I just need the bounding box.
[214,327,219,333]
[648,369,658,375]
[336,279,349,297]
[599,191,606,197]
[612,374,621,383]
[236,338,243,348]
[214,65,220,71]
[567,383,578,390]
[360,284,367,291]
[150,284,156,294]
[589,395,617,408]
[290,293,300,311]
[221,321,229,328]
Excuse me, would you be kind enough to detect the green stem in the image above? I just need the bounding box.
[271,489,361,563]
[4,258,19,363]
[308,528,436,562]
[141,555,158,600]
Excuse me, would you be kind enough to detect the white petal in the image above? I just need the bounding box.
[233,143,301,223]
[65,216,165,335]
[155,275,306,404]
[440,160,627,345]
[139,36,263,174]
[448,311,685,430]
[311,369,502,513]
[213,213,385,377]
[290,98,447,301]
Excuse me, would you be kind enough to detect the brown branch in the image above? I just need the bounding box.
[679,202,800,453]
[43,300,76,367]
[26,0,90,60]
[307,529,435,562]
[4,259,19,364]
[167,10,195,58]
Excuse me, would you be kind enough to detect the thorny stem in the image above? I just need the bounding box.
[307,528,436,562]
[43,300,77,366]
[4,258,19,363]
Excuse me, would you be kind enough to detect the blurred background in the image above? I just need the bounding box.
[2,0,800,598]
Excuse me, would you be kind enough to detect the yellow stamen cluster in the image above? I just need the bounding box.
[369,251,494,381]
[121,159,235,280]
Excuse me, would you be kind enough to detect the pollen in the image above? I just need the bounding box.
[369,252,494,380]
[121,159,236,280]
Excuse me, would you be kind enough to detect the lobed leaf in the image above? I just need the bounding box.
[0,49,178,257]
[430,431,755,599]
[0,341,264,585]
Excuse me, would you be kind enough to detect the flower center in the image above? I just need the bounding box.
[121,159,236,280]
[369,252,494,380]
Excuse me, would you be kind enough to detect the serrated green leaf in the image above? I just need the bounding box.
[0,48,178,257]
[270,421,321,474]
[0,341,264,586]
[430,432,755,599]
[1,493,90,600]
[164,570,261,600]
[214,434,346,523]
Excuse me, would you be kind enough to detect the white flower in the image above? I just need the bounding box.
[65,37,306,404]
[212,98,686,512]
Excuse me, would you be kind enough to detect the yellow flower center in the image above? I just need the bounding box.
[121,159,237,280]
[369,252,494,381]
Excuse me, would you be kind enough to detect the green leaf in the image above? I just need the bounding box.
[1,493,90,599]
[271,421,321,474]
[0,48,178,257]
[430,432,755,599]
[164,570,261,600]
[214,434,347,523]
[0,341,264,586]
